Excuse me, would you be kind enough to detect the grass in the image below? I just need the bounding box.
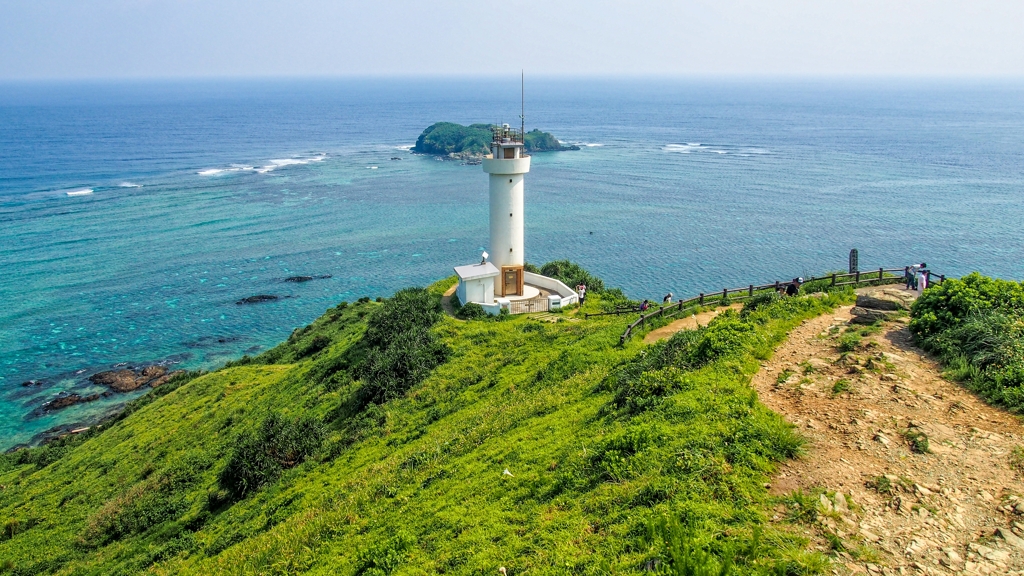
[902,429,931,454]
[831,380,851,395]
[0,275,851,576]
[1010,446,1024,475]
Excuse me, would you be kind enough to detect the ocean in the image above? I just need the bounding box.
[2,77,1023,449]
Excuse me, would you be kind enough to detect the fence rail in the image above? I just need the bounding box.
[510,298,549,315]
[615,267,947,345]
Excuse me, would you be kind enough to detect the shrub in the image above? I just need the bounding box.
[540,260,605,293]
[831,379,851,394]
[741,291,781,316]
[910,274,1024,412]
[866,475,893,494]
[356,531,415,576]
[455,302,488,320]
[356,287,450,407]
[1010,446,1024,475]
[83,456,206,544]
[219,413,325,499]
[297,334,332,359]
[910,272,1024,340]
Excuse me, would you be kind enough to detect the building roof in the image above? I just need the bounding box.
[454,262,499,281]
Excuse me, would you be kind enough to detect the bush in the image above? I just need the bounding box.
[83,456,206,544]
[357,288,450,406]
[741,291,781,316]
[910,274,1024,412]
[910,272,1024,340]
[540,260,605,293]
[219,414,325,499]
[455,302,488,320]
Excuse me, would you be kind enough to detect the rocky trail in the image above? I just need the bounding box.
[753,290,1024,575]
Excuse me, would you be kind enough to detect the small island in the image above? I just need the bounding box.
[412,122,579,160]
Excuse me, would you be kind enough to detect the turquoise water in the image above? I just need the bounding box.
[2,78,1023,448]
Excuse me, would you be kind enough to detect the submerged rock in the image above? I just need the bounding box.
[237,294,279,304]
[284,275,332,283]
[40,392,101,412]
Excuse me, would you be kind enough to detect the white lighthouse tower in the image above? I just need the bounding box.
[482,124,530,296]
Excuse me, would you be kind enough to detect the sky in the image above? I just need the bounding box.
[1,0,1022,80]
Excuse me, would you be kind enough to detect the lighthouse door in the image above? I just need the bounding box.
[504,269,518,296]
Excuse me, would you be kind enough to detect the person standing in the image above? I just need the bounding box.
[663,292,673,305]
[917,263,928,293]
[576,284,586,306]
[904,266,913,289]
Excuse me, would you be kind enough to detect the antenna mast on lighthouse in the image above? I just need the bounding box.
[520,70,525,136]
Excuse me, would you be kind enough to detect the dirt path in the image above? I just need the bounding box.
[643,303,743,344]
[441,284,458,317]
[754,305,1024,575]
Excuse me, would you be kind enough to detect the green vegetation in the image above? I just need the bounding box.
[910,273,1024,412]
[902,429,931,454]
[0,265,852,575]
[831,380,851,395]
[412,122,575,156]
[1010,446,1024,475]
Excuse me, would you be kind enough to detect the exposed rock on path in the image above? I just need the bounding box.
[754,298,1024,575]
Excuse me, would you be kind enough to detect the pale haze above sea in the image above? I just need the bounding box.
[1,78,1022,448]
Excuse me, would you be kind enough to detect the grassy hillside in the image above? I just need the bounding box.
[1,275,851,575]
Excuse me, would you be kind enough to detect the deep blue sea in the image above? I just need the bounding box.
[2,78,1023,448]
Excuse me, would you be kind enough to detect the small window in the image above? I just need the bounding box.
[503,147,515,159]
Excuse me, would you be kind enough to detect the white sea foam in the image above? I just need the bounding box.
[65,188,94,196]
[368,166,378,170]
[119,182,142,188]
[254,155,327,174]
[394,145,414,150]
[664,143,701,153]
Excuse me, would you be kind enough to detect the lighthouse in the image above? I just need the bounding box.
[482,124,530,296]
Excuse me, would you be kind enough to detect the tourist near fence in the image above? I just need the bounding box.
[593,266,949,345]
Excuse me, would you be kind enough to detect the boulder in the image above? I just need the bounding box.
[89,365,176,392]
[148,370,186,388]
[855,289,914,311]
[90,369,144,392]
[851,307,896,324]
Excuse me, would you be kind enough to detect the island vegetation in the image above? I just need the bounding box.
[1,265,1016,575]
[413,122,579,158]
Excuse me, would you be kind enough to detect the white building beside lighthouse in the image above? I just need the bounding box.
[453,124,579,315]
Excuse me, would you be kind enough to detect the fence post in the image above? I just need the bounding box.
[723,288,728,301]
[831,273,836,287]
[775,280,780,291]
[855,271,860,283]
[878,267,883,280]
[749,284,754,297]
[699,293,704,305]
[940,274,945,284]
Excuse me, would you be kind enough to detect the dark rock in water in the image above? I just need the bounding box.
[284,275,332,283]
[21,380,42,387]
[390,157,402,160]
[88,365,182,392]
[40,392,101,412]
[90,369,145,392]
[237,294,279,304]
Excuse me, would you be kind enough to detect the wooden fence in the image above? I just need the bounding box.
[615,267,947,345]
